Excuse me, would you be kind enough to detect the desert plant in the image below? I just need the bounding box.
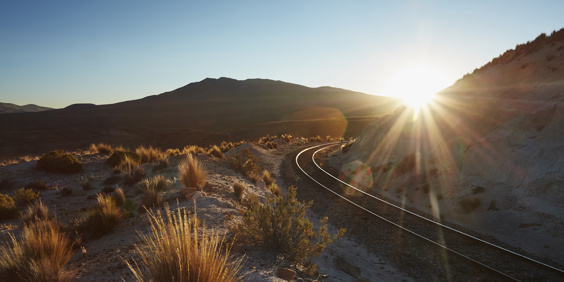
[123,199,138,217]
[125,205,242,282]
[262,170,275,186]
[341,140,355,153]
[164,148,182,157]
[233,182,246,201]
[0,219,75,281]
[268,183,281,197]
[234,186,344,267]
[89,143,114,155]
[142,187,163,209]
[208,145,224,159]
[281,134,293,143]
[139,175,169,193]
[179,154,207,189]
[25,180,50,191]
[228,149,260,180]
[136,146,164,164]
[12,188,39,206]
[81,179,94,190]
[113,188,126,207]
[20,200,52,226]
[36,151,82,174]
[107,150,140,167]
[86,193,124,237]
[152,158,169,172]
[123,167,146,187]
[0,194,17,220]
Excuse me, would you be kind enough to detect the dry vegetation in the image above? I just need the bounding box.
[179,154,207,189]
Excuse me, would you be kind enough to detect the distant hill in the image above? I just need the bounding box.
[0,78,400,158]
[0,102,52,114]
[345,28,564,264]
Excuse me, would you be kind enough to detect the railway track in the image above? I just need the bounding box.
[292,142,564,281]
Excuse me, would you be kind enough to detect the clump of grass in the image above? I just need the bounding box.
[136,146,164,164]
[89,143,114,155]
[112,188,126,207]
[81,179,94,190]
[12,188,39,206]
[183,145,208,155]
[228,148,260,180]
[266,141,278,150]
[123,167,146,187]
[125,205,242,281]
[262,170,275,186]
[142,188,162,209]
[234,186,345,268]
[139,175,169,193]
[0,194,17,220]
[281,134,293,143]
[179,154,207,189]
[233,182,246,201]
[0,219,75,281]
[20,200,52,226]
[86,193,125,237]
[152,158,169,173]
[208,145,224,159]
[36,151,82,174]
[60,187,73,197]
[341,140,355,153]
[107,150,140,167]
[164,148,182,157]
[269,183,281,196]
[25,180,50,191]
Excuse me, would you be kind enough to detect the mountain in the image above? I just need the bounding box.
[0,78,400,158]
[341,28,564,264]
[0,102,52,114]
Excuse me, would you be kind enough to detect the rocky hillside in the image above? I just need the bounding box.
[0,102,52,114]
[338,29,564,265]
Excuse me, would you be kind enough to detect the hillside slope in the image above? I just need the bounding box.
[0,78,400,159]
[338,29,564,265]
[0,102,52,114]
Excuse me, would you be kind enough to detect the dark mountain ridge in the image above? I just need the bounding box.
[0,102,53,114]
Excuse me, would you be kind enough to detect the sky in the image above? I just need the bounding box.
[1,1,563,108]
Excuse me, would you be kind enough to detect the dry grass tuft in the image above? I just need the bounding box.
[0,219,75,281]
[20,200,52,226]
[233,182,246,201]
[125,205,242,281]
[268,183,281,197]
[89,143,114,155]
[112,188,126,207]
[86,193,125,237]
[139,175,169,193]
[142,188,163,209]
[208,145,224,159]
[136,146,164,164]
[179,154,207,189]
[0,193,18,220]
[152,158,169,172]
[12,188,40,206]
[262,170,275,186]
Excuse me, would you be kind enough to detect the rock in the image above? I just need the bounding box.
[277,267,296,281]
[186,191,202,200]
[334,256,361,278]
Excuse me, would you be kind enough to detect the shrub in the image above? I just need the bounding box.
[123,167,146,187]
[89,143,114,155]
[0,219,75,281]
[125,205,242,281]
[36,151,82,174]
[142,188,162,209]
[12,188,39,206]
[117,155,140,174]
[113,188,126,207]
[20,200,52,226]
[269,183,281,197]
[179,154,207,189]
[140,175,169,193]
[228,149,260,180]
[123,199,138,217]
[0,194,17,220]
[209,145,224,159]
[262,170,275,186]
[152,158,169,173]
[87,193,125,237]
[459,197,481,214]
[233,182,245,201]
[234,186,344,267]
[136,146,164,164]
[281,134,293,143]
[107,150,140,167]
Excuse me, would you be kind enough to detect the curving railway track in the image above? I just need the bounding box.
[291,142,564,281]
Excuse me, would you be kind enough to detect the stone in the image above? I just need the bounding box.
[277,267,296,281]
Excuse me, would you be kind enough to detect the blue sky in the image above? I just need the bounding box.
[1,1,563,108]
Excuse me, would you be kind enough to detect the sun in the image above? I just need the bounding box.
[384,65,451,109]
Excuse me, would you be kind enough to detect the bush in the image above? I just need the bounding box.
[20,200,52,226]
[268,183,281,197]
[208,145,224,159]
[113,188,125,207]
[139,175,169,193]
[89,143,114,155]
[228,149,260,180]
[262,170,275,186]
[123,167,146,187]
[234,186,345,266]
[36,151,82,174]
[233,182,245,201]
[136,146,164,164]
[0,194,17,220]
[281,134,293,143]
[179,154,207,189]
[0,219,75,281]
[12,188,39,206]
[142,188,162,209]
[125,205,242,281]
[87,193,124,237]
[25,180,50,191]
[107,150,140,167]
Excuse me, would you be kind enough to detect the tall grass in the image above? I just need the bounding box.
[89,143,115,155]
[179,154,207,189]
[136,146,164,164]
[0,220,75,281]
[125,205,242,282]
[87,193,124,237]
